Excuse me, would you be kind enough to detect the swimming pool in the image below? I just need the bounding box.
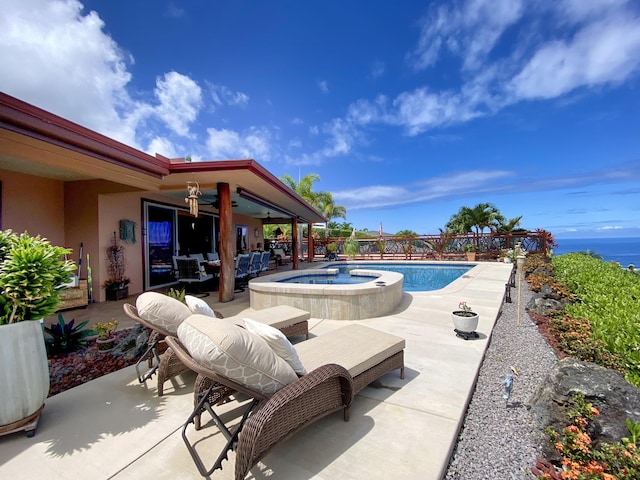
[277,272,376,285]
[249,268,403,320]
[323,263,473,292]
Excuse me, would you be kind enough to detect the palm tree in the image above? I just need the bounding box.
[280,173,322,208]
[446,203,504,235]
[281,173,348,240]
[496,216,523,233]
[318,192,347,231]
[396,229,419,259]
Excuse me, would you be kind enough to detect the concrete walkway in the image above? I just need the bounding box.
[0,262,513,480]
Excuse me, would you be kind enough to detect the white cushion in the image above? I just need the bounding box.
[178,314,298,395]
[185,295,215,317]
[243,318,307,375]
[136,292,192,336]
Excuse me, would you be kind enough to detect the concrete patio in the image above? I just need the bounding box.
[0,261,513,480]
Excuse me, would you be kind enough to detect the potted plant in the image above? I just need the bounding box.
[451,301,479,339]
[104,232,129,301]
[464,243,477,261]
[374,238,386,260]
[0,229,75,437]
[94,319,118,351]
[343,237,360,260]
[326,242,339,261]
[397,229,418,259]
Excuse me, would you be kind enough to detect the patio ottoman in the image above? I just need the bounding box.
[239,305,310,339]
[295,323,405,394]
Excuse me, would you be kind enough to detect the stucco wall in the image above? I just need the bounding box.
[0,168,65,246]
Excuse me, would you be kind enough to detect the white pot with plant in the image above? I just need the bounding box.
[451,301,479,338]
[0,230,75,437]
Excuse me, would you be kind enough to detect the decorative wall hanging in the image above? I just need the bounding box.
[119,219,137,243]
[185,181,202,217]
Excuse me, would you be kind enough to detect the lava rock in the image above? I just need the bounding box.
[111,324,150,360]
[529,357,640,462]
[526,294,567,316]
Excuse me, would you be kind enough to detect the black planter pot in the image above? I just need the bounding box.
[105,286,129,301]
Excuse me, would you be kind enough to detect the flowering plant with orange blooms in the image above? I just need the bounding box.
[532,392,640,480]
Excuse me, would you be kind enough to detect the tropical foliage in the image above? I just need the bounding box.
[0,230,75,324]
[44,313,95,354]
[280,173,347,236]
[551,253,640,386]
[533,392,640,480]
[445,202,505,235]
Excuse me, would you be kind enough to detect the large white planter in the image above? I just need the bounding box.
[451,311,479,333]
[0,321,50,437]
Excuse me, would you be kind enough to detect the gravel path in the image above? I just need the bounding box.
[445,281,558,480]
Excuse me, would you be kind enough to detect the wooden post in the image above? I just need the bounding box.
[307,223,314,263]
[218,182,235,302]
[292,217,299,270]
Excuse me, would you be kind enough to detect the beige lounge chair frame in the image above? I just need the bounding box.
[166,336,355,480]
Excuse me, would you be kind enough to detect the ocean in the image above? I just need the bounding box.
[553,237,640,267]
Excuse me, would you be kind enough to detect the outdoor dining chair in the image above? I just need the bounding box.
[247,251,262,277]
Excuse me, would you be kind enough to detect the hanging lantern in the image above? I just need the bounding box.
[185,181,201,217]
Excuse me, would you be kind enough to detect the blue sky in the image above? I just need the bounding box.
[2,0,639,238]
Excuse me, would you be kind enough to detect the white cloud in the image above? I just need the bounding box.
[146,136,180,158]
[318,80,329,94]
[334,170,513,210]
[153,72,202,137]
[597,225,624,231]
[509,13,640,100]
[205,126,273,161]
[370,60,385,78]
[0,0,136,146]
[407,0,524,72]
[210,83,249,107]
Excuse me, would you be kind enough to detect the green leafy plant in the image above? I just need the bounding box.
[551,253,640,386]
[463,243,477,252]
[0,229,75,324]
[374,239,386,259]
[343,237,360,259]
[326,242,338,253]
[533,392,640,480]
[94,319,118,340]
[44,313,96,354]
[166,287,186,303]
[454,301,477,317]
[396,229,418,259]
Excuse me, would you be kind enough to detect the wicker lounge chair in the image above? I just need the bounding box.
[167,322,405,479]
[123,300,311,396]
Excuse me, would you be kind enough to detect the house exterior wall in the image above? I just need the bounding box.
[0,168,65,246]
[1,169,267,303]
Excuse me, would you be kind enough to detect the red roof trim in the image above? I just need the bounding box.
[0,92,169,177]
[169,159,324,220]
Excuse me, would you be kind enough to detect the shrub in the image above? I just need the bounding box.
[44,313,96,354]
[533,392,640,480]
[552,254,640,386]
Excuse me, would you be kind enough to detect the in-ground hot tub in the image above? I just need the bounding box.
[249,268,404,320]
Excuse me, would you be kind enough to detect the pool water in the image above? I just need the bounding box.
[277,273,374,285]
[325,263,472,292]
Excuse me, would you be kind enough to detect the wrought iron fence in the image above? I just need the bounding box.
[271,230,552,261]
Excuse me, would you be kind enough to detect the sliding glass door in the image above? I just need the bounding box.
[145,203,177,289]
[143,202,218,290]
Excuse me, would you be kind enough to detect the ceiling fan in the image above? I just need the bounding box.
[199,195,238,209]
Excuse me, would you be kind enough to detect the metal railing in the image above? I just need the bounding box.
[268,231,551,261]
